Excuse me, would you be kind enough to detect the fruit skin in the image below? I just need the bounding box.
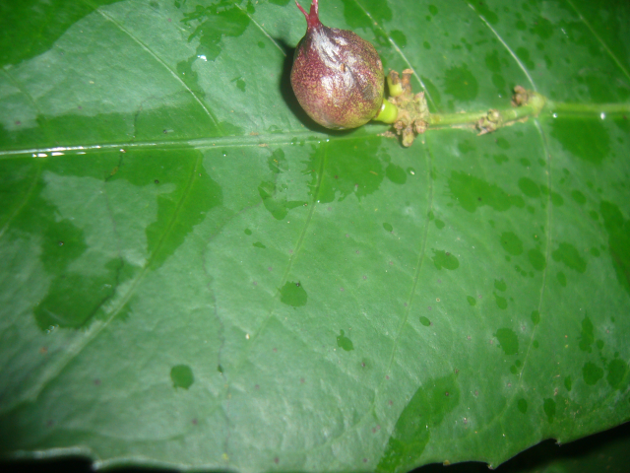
[290,0,385,129]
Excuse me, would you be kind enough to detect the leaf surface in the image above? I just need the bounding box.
[1,0,629,471]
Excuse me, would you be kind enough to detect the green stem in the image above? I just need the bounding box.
[373,98,399,124]
[545,101,630,117]
[426,100,628,129]
[373,74,629,147]
[427,110,488,127]
[427,102,539,128]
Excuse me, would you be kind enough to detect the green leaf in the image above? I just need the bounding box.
[0,0,629,472]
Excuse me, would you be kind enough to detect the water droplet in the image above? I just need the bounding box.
[45,324,59,334]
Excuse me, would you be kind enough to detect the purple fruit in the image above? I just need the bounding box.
[290,0,385,129]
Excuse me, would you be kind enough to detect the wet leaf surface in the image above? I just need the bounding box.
[0,0,629,471]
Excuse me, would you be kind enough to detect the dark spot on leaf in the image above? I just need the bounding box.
[336,330,354,351]
[495,328,518,355]
[583,361,604,385]
[500,231,523,256]
[564,376,572,391]
[376,374,460,470]
[385,163,407,184]
[432,249,459,270]
[543,398,555,423]
[608,359,629,390]
[550,119,610,164]
[552,242,587,273]
[600,201,630,296]
[494,279,507,292]
[280,281,307,307]
[528,249,546,271]
[448,171,523,212]
[518,177,541,198]
[531,310,541,325]
[171,364,194,390]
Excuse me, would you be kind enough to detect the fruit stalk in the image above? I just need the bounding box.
[379,72,549,146]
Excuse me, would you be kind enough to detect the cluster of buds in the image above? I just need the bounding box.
[385,70,430,147]
[476,109,502,135]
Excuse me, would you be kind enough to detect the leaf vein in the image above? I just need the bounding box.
[466,2,537,91]
[235,4,286,56]
[94,8,223,134]
[18,153,205,408]
[564,0,630,82]
[351,0,439,111]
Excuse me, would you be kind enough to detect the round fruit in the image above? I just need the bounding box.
[290,0,385,129]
